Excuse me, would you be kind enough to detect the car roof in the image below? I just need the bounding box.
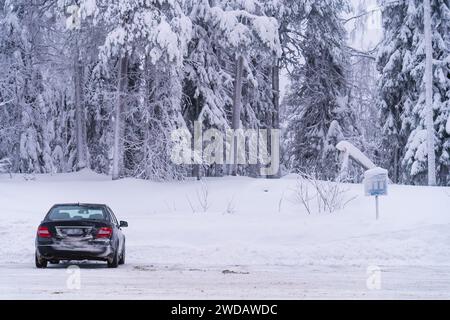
[51,203,108,208]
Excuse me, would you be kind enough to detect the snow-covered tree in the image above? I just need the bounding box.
[376,0,411,183]
[64,0,99,171]
[2,0,445,186]
[205,0,281,176]
[97,0,192,180]
[180,0,282,178]
[283,0,356,179]
[0,0,57,173]
[378,0,450,185]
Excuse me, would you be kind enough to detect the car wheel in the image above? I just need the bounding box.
[119,245,125,265]
[107,251,119,268]
[35,252,47,269]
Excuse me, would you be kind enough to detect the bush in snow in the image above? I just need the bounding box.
[293,171,357,214]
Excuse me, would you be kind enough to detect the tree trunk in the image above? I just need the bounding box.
[231,55,244,176]
[393,144,399,183]
[266,62,281,179]
[194,96,202,180]
[112,54,129,180]
[141,58,152,179]
[424,0,436,186]
[74,47,87,170]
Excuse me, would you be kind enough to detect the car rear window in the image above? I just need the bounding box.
[47,205,108,221]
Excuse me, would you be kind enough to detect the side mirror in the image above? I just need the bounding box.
[119,220,128,228]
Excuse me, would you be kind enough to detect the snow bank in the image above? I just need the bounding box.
[0,172,449,298]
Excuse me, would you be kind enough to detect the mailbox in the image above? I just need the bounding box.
[364,167,388,196]
[363,167,388,220]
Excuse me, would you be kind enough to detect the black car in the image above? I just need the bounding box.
[35,203,127,268]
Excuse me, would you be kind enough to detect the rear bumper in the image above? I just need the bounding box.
[36,240,114,261]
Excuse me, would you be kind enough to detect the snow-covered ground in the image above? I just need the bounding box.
[0,170,449,299]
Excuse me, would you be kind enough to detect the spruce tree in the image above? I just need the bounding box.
[283,0,355,179]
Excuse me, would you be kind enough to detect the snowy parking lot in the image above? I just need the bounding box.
[1,170,450,299]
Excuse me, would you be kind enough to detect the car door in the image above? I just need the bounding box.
[107,207,124,253]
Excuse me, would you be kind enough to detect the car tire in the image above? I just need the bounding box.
[119,245,125,265]
[107,251,119,268]
[35,252,47,269]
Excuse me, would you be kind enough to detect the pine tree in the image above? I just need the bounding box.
[376,0,411,183]
[283,0,355,179]
[97,0,192,180]
[378,0,450,185]
[0,0,56,174]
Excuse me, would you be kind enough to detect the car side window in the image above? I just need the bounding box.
[107,207,119,226]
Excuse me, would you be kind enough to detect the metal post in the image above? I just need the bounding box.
[375,195,379,220]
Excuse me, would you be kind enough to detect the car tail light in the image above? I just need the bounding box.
[96,227,112,239]
[37,226,51,238]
